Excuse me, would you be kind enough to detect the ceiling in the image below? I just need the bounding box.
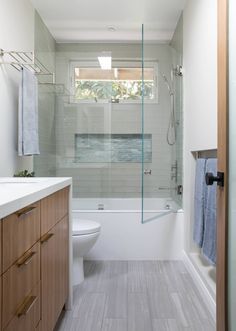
[31,0,186,43]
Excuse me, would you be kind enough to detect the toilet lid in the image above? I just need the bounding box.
[73,219,101,235]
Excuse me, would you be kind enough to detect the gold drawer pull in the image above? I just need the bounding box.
[40,233,54,244]
[17,251,36,267]
[17,206,36,218]
[17,295,37,318]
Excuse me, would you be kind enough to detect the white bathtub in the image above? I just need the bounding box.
[72,198,184,260]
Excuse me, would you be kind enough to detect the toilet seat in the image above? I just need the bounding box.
[73,219,101,235]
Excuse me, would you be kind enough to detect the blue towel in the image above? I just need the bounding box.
[193,159,207,247]
[202,158,217,265]
[18,67,40,156]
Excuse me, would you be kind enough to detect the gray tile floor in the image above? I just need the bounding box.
[55,261,215,331]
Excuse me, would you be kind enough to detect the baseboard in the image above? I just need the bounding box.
[182,250,216,322]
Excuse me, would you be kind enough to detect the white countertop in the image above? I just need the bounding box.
[0,177,72,219]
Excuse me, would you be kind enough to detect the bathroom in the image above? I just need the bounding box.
[0,0,235,330]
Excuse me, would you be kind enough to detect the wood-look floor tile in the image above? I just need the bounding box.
[161,261,186,293]
[152,319,180,331]
[104,288,127,318]
[171,293,189,328]
[82,261,110,292]
[128,261,148,292]
[179,272,213,319]
[148,287,175,319]
[146,271,165,291]
[55,261,215,331]
[128,292,153,331]
[102,319,127,331]
[73,293,106,330]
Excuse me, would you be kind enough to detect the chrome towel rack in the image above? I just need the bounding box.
[0,49,55,83]
[192,149,217,159]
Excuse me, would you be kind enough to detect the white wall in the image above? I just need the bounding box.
[171,14,183,56]
[183,0,217,298]
[0,0,35,176]
[183,0,217,152]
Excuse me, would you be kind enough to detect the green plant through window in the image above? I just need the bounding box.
[74,67,156,101]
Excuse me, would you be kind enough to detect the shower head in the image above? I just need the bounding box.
[162,74,174,96]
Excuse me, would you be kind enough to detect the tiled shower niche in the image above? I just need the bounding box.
[75,134,152,163]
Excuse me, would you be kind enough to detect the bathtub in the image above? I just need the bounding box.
[72,198,184,260]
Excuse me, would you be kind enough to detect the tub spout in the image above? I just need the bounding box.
[98,204,104,210]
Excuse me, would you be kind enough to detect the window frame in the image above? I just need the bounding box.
[69,60,159,104]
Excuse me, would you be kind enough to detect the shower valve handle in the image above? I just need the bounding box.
[205,172,224,187]
[144,169,152,175]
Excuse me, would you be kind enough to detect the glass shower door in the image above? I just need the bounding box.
[141,25,183,223]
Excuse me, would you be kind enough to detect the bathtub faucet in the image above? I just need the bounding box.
[98,204,104,210]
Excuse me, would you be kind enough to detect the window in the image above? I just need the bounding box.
[70,61,158,103]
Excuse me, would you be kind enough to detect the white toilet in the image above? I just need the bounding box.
[72,219,101,286]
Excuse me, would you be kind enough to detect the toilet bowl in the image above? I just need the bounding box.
[72,219,101,285]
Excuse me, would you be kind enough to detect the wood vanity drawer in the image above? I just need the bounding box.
[2,242,40,329]
[4,282,40,331]
[41,187,69,235]
[2,202,40,272]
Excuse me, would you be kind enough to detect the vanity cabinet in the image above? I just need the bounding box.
[0,186,70,331]
[41,215,69,331]
[41,187,69,331]
[41,187,69,235]
[4,283,40,331]
[2,202,40,272]
[2,242,40,329]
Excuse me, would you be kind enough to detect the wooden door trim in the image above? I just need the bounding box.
[217,0,229,330]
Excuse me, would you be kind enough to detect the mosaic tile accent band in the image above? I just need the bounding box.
[75,134,152,163]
